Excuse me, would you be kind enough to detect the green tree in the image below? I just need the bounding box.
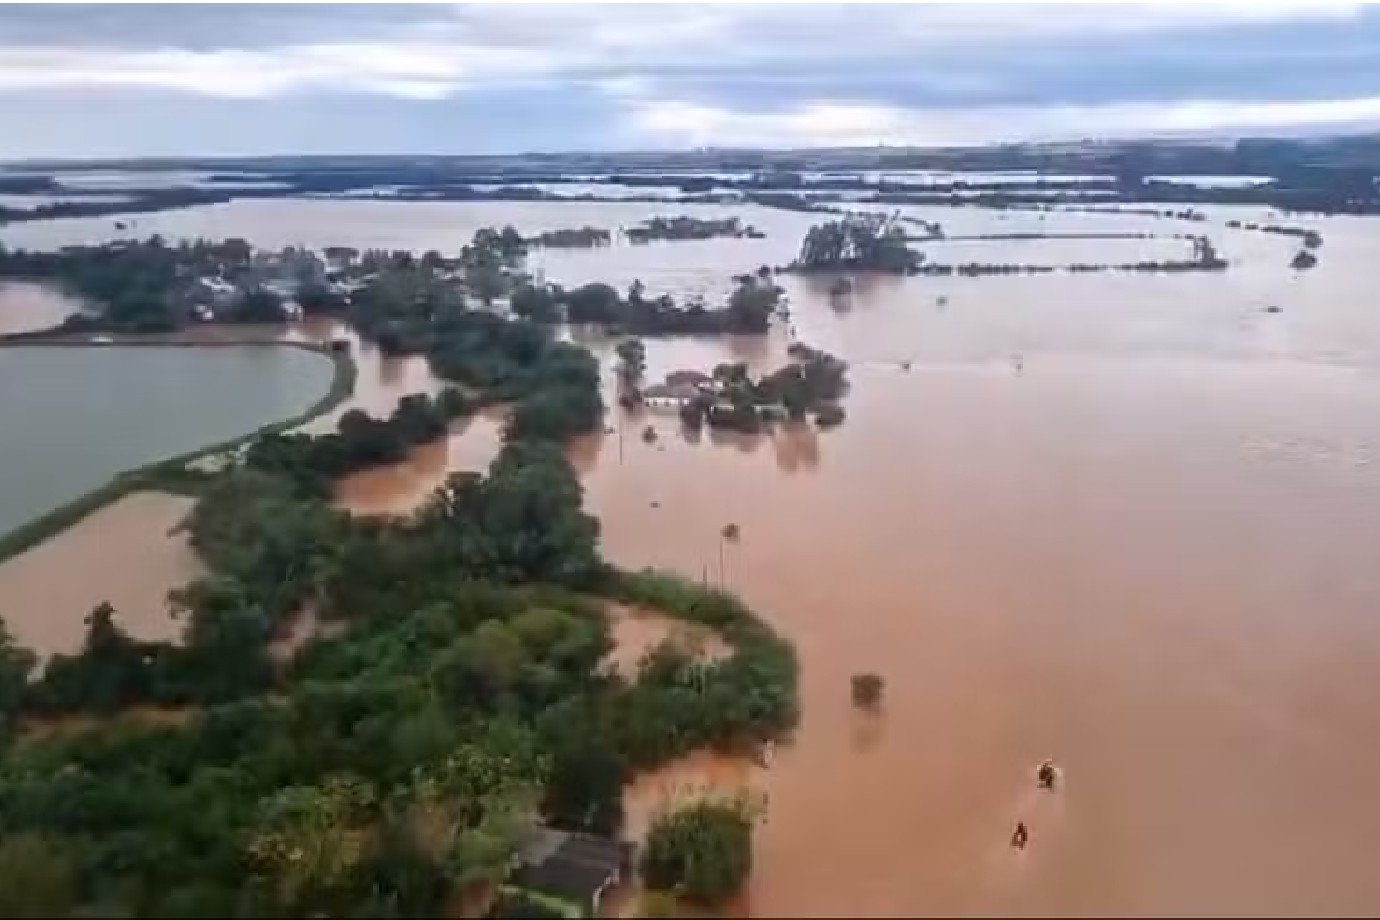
[32,602,161,714]
[615,338,647,384]
[400,729,548,887]
[0,617,34,744]
[169,576,274,703]
[236,287,286,323]
[511,283,562,323]
[0,832,78,917]
[393,394,448,445]
[248,774,380,914]
[797,215,916,273]
[337,408,408,464]
[564,282,621,323]
[726,277,780,332]
[435,386,474,420]
[541,707,627,835]
[640,799,757,906]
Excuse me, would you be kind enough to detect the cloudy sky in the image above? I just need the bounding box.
[1,2,1379,158]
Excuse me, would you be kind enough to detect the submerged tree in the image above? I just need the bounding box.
[615,338,647,384]
[1291,248,1318,270]
[640,798,759,906]
[851,673,885,709]
[796,213,917,273]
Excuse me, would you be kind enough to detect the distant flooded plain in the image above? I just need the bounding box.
[5,199,1380,913]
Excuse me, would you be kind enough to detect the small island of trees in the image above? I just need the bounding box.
[640,797,760,908]
[527,226,612,248]
[780,213,1228,279]
[513,269,784,335]
[624,216,764,243]
[1291,248,1319,270]
[791,213,920,273]
[664,343,849,434]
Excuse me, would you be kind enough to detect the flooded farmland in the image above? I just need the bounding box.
[4,197,1380,913]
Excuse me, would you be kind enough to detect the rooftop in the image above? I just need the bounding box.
[642,382,701,401]
[512,828,631,909]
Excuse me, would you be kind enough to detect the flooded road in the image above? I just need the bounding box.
[5,200,1380,912]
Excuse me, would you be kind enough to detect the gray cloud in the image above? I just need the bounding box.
[0,3,1374,156]
[0,4,443,50]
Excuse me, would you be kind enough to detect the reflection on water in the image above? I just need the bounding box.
[6,200,1380,912]
[770,422,821,474]
[595,357,1380,916]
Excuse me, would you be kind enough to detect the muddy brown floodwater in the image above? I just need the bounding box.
[6,200,1380,913]
[602,602,731,680]
[0,280,80,334]
[0,491,200,657]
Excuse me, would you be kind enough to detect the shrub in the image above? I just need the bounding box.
[851,673,884,708]
[640,800,755,906]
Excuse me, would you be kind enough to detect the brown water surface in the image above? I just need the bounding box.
[5,200,1380,913]
[0,491,199,657]
[602,602,730,679]
[0,280,78,333]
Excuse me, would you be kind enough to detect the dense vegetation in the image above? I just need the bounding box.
[0,426,796,916]
[0,236,323,331]
[245,390,472,498]
[624,216,763,242]
[792,214,919,273]
[0,230,798,914]
[512,270,784,335]
[527,226,611,248]
[673,343,850,434]
[0,231,605,447]
[0,225,784,346]
[337,257,606,445]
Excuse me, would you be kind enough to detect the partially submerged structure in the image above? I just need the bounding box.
[503,827,632,917]
[641,381,703,408]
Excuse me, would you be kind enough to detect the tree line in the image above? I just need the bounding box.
[512,270,783,335]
